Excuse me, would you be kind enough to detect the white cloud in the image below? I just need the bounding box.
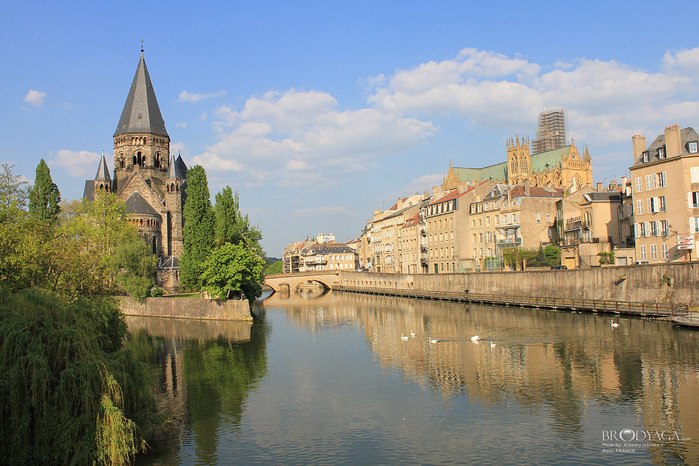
[176,122,188,128]
[178,90,227,102]
[48,150,100,177]
[24,89,46,107]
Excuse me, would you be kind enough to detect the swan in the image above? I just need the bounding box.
[490,340,496,348]
[611,320,619,328]
[401,335,409,341]
[410,330,416,337]
[429,337,439,343]
[470,335,481,341]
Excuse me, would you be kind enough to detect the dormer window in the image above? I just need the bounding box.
[642,151,650,163]
[657,147,666,159]
[688,141,698,154]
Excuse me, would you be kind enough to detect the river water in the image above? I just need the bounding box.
[128,291,699,465]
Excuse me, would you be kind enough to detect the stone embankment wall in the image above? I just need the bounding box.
[119,296,253,321]
[338,262,699,306]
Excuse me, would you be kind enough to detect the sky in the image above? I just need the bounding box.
[2,1,699,257]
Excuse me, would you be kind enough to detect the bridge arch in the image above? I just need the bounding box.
[264,271,339,293]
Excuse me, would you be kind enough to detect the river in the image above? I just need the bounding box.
[128,290,699,464]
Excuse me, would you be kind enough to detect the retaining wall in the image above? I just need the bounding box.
[338,262,699,306]
[119,296,253,321]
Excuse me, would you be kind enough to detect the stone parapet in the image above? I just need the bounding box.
[119,296,253,321]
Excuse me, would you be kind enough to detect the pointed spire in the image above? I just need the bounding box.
[114,52,169,138]
[166,154,179,180]
[95,151,111,181]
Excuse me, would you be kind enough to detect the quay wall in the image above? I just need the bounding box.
[119,296,253,321]
[338,262,699,306]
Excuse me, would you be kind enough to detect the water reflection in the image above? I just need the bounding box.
[126,316,269,464]
[266,291,699,464]
[130,292,699,464]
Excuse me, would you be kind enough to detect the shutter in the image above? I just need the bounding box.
[653,197,659,212]
[690,193,695,209]
[644,222,650,237]
[691,218,696,234]
[634,223,640,238]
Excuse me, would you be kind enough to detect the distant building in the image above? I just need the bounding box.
[83,50,185,291]
[630,124,699,263]
[533,109,567,155]
[442,138,592,192]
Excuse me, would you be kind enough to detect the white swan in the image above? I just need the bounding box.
[490,340,496,348]
[611,320,619,328]
[470,335,481,341]
[401,335,409,341]
[429,337,439,343]
[410,330,416,337]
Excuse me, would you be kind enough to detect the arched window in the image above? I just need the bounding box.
[171,183,175,192]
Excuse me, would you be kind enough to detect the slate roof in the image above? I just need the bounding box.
[125,191,160,216]
[114,53,169,138]
[95,153,111,181]
[302,243,356,255]
[632,126,699,167]
[83,181,95,202]
[166,155,180,180]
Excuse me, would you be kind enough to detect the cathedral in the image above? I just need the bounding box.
[442,136,593,191]
[83,50,186,290]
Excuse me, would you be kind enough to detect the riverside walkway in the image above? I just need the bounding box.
[333,285,690,318]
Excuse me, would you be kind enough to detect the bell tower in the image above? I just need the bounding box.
[113,48,170,192]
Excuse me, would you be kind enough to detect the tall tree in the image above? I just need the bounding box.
[0,163,29,212]
[180,165,215,290]
[214,186,263,255]
[28,159,61,222]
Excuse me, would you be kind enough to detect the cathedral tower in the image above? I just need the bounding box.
[112,49,170,192]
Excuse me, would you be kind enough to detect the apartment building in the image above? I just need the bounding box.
[422,188,474,274]
[630,125,699,263]
[299,243,358,272]
[398,213,424,274]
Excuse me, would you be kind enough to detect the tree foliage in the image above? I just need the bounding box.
[110,236,158,302]
[0,162,29,212]
[180,166,215,290]
[265,259,283,275]
[28,159,61,223]
[200,242,265,300]
[214,186,263,255]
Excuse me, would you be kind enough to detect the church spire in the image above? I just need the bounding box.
[166,154,180,180]
[95,151,111,182]
[113,52,169,138]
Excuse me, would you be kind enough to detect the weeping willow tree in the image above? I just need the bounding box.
[0,288,158,464]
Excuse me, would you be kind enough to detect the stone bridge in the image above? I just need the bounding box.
[264,271,340,293]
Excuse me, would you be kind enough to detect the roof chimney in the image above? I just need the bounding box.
[632,134,646,161]
[596,181,603,191]
[665,124,682,157]
[523,179,530,196]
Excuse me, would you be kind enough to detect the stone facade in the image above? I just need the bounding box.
[84,52,186,290]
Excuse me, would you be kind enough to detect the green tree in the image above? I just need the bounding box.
[28,159,61,222]
[200,242,265,300]
[265,259,283,275]
[544,244,561,266]
[110,236,158,302]
[0,162,29,212]
[214,186,263,255]
[180,166,215,290]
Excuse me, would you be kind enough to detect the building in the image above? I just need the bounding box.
[630,124,699,263]
[533,108,567,155]
[298,243,358,272]
[83,50,186,291]
[442,138,592,192]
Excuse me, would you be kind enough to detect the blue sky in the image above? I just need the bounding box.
[3,1,699,257]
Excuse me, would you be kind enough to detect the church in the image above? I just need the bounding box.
[83,50,186,290]
[442,136,593,191]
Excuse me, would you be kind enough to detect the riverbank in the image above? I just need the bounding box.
[119,296,253,321]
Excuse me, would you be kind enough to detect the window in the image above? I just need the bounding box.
[486,216,490,226]
[635,177,642,193]
[689,192,699,208]
[650,221,657,237]
[661,220,670,236]
[650,244,657,259]
[662,243,669,259]
[659,196,666,212]
[658,147,666,159]
[691,167,699,183]
[688,142,698,154]
[640,245,647,260]
[658,172,666,188]
[639,222,647,237]
[646,174,653,191]
[642,151,650,163]
[636,199,644,215]
[514,213,519,223]
[691,217,699,234]
[536,213,541,223]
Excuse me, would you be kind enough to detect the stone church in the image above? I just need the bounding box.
[83,51,186,290]
[442,136,593,192]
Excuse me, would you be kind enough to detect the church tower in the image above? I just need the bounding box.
[164,154,184,257]
[506,135,532,184]
[112,48,170,192]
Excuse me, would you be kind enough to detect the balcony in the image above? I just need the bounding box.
[420,245,428,252]
[420,257,429,265]
[497,238,522,248]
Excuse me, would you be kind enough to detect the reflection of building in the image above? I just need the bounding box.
[83,51,186,291]
[630,124,699,263]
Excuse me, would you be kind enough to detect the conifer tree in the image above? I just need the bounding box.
[28,159,61,222]
[214,186,263,254]
[180,165,215,289]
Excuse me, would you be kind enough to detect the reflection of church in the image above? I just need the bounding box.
[83,50,186,290]
[442,137,593,191]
